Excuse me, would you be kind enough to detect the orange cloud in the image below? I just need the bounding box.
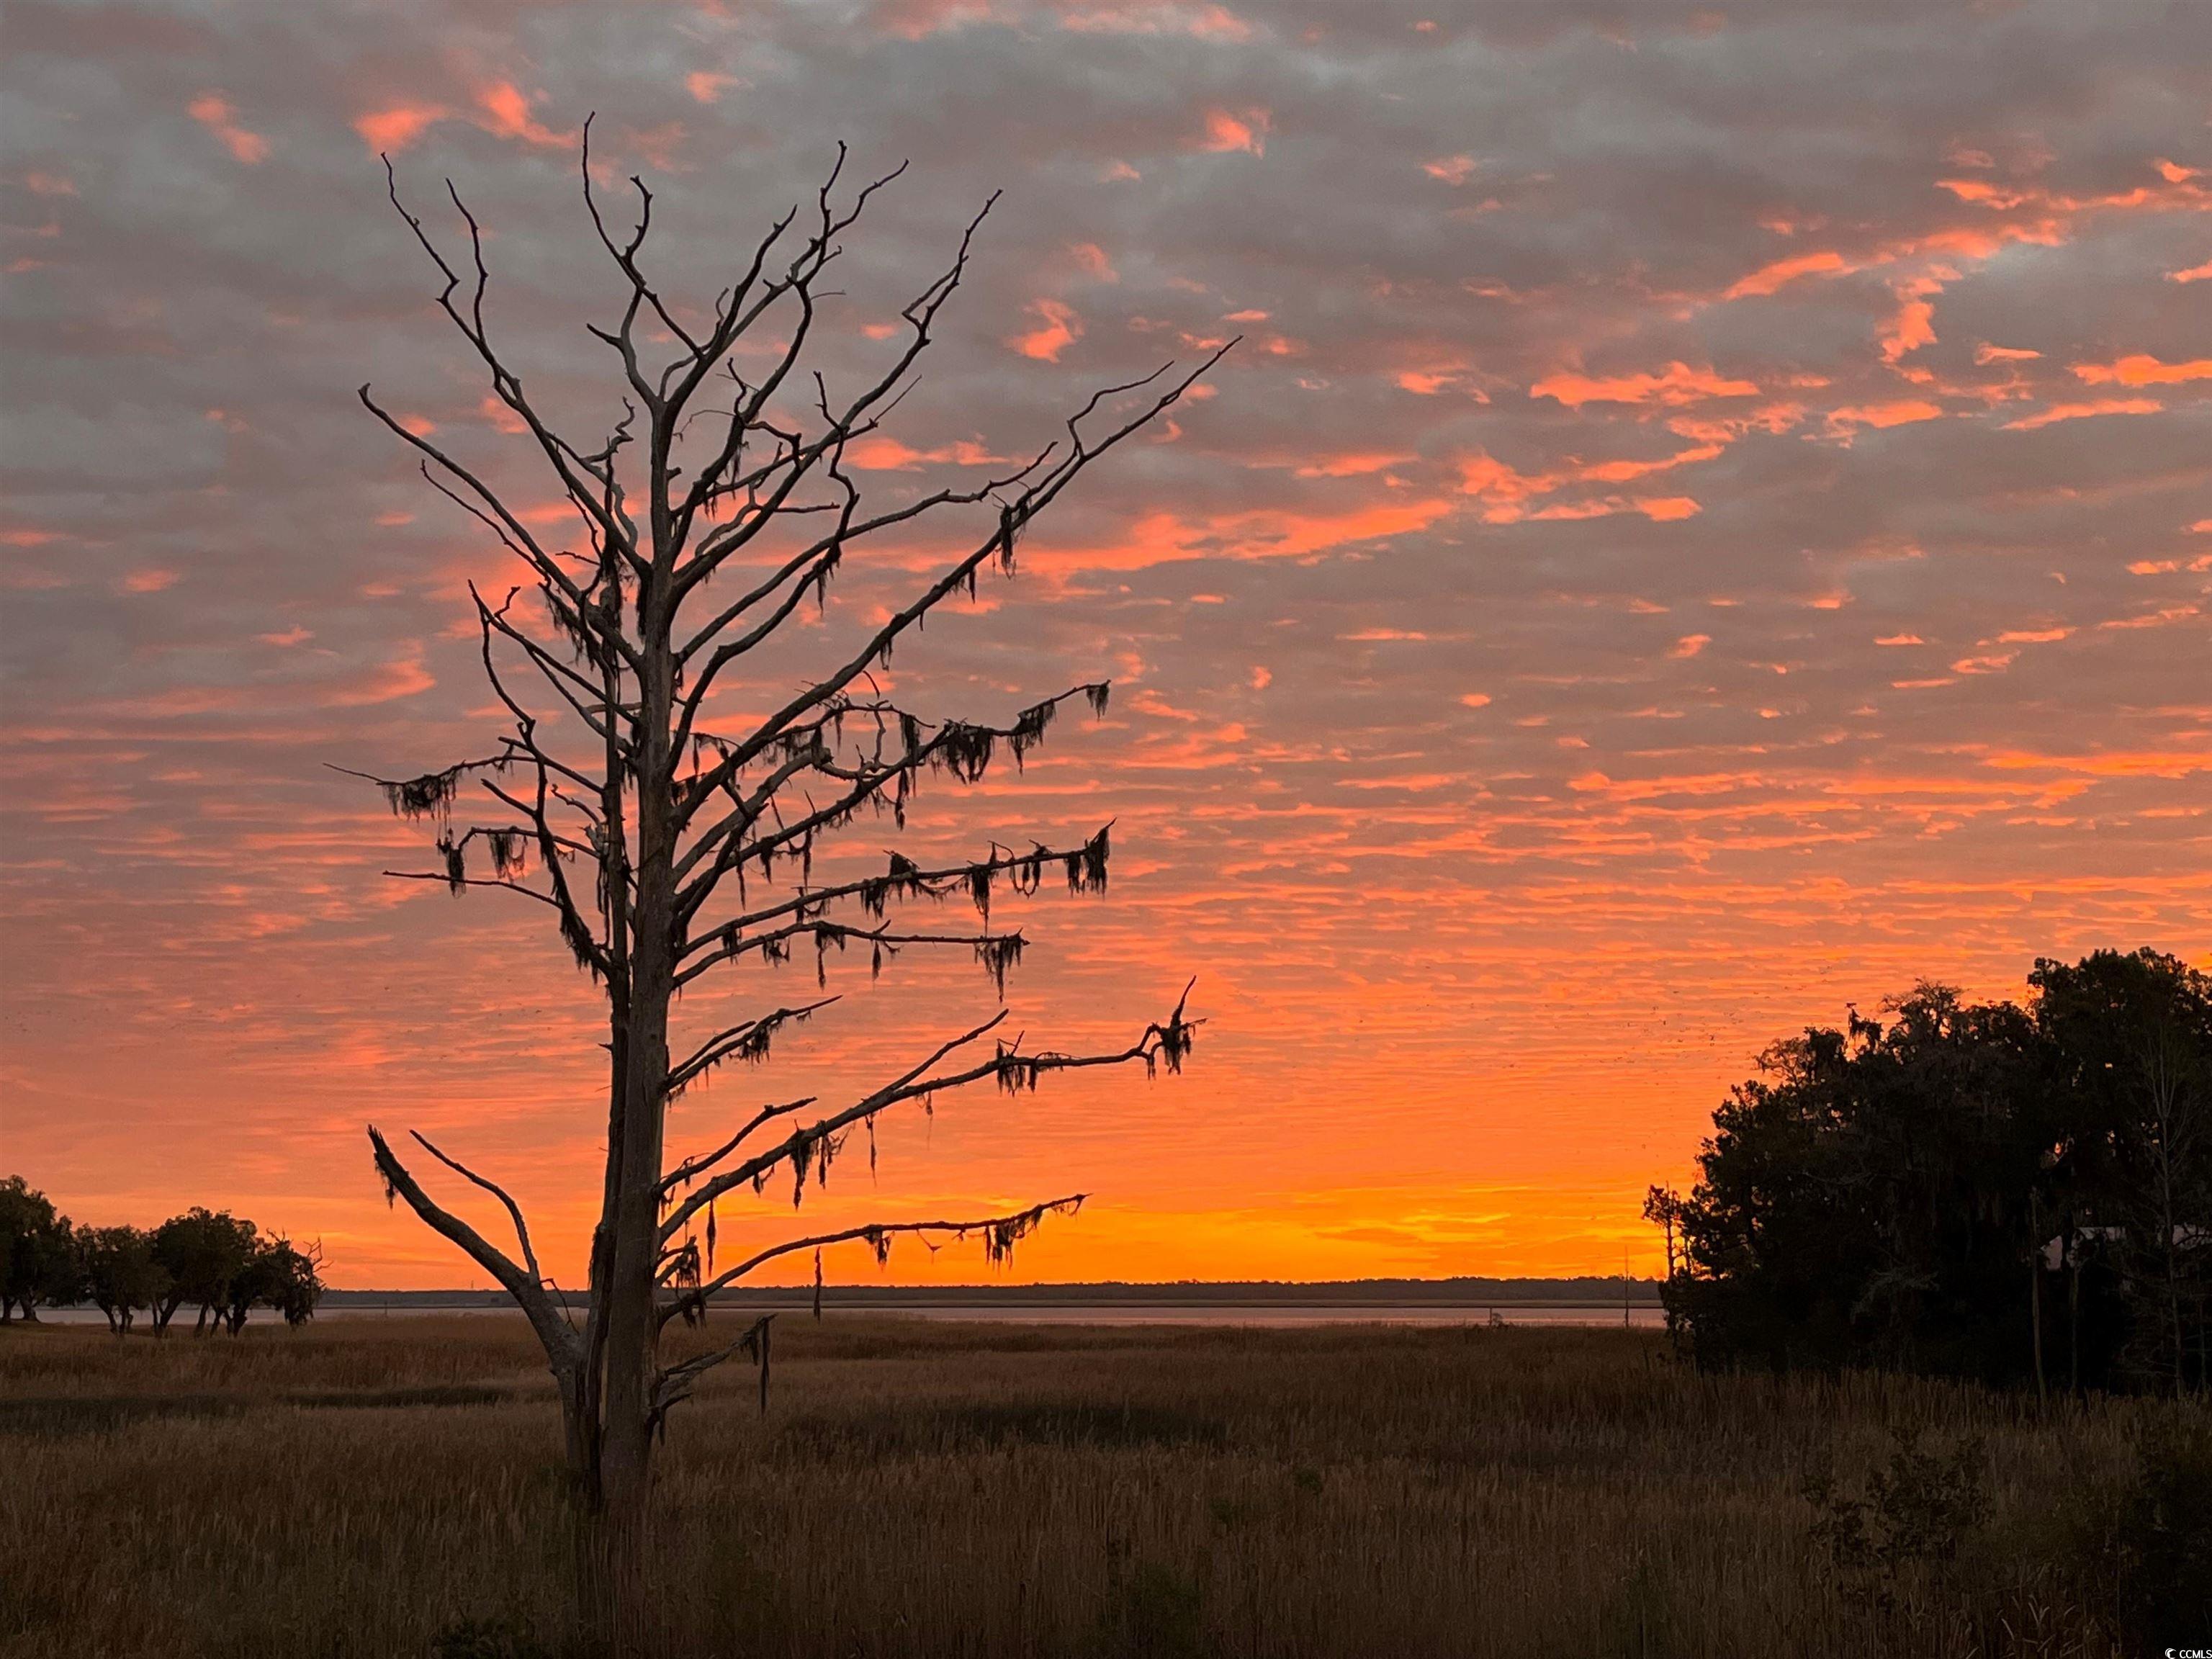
[355,104,446,154]
[2072,354,2212,387]
[1530,361,1758,408]
[1983,748,2212,780]
[1424,154,1478,185]
[1066,241,1118,281]
[187,94,269,165]
[873,0,1000,37]
[2002,397,2162,431]
[1879,272,1947,363]
[1009,299,1083,361]
[1292,451,1413,479]
[1061,4,1252,40]
[1577,445,1724,485]
[1457,451,1557,518]
[474,82,574,150]
[325,647,435,708]
[2168,257,2212,284]
[1825,400,1943,435]
[1194,107,1268,157]
[1395,361,1478,397]
[685,73,740,104]
[1975,343,2040,364]
[846,436,1010,471]
[1668,634,1710,658]
[1035,498,1453,571]
[1724,248,1851,299]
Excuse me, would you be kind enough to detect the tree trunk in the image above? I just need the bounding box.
[591,637,678,1648]
[2028,1197,2046,1403]
[2067,1228,2080,1395]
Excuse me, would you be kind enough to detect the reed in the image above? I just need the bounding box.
[0,1316,2181,1657]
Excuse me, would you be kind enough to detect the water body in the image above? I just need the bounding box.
[22,1303,1665,1330]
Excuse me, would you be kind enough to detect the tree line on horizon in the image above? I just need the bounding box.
[0,1179,325,1334]
[1648,947,2210,1395]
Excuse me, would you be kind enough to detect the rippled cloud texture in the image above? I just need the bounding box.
[4,1,2208,1285]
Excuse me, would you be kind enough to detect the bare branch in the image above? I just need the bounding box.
[668,1195,1087,1330]
[367,1127,580,1369]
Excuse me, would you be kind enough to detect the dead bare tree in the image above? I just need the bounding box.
[345,125,1218,1612]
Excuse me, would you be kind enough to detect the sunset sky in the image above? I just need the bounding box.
[3,1,2207,1289]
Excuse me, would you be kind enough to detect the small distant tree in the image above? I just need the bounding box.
[150,1208,261,1335]
[261,1236,325,1329]
[1,1177,78,1321]
[347,133,1215,1624]
[217,1235,325,1333]
[3,1181,71,1321]
[76,1225,167,1335]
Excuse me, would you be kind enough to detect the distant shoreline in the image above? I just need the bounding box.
[313,1277,1665,1311]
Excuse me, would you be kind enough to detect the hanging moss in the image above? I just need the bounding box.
[1084,680,1111,716]
[485,828,528,878]
[437,835,467,894]
[1065,824,1110,895]
[559,907,601,976]
[742,1314,773,1416]
[975,934,1025,996]
[994,1039,1043,1095]
[384,765,465,822]
[1007,698,1057,768]
[936,721,995,784]
[979,1195,1080,1268]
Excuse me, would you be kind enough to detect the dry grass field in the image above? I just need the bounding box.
[1,1315,2199,1658]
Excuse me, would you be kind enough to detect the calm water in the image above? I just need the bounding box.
[25,1302,1665,1330]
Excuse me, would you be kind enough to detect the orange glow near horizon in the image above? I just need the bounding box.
[3,3,2208,1290]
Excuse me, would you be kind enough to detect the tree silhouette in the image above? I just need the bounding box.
[0,1177,76,1322]
[149,1207,260,1334]
[346,127,1216,1618]
[76,1224,166,1334]
[1657,950,2211,1393]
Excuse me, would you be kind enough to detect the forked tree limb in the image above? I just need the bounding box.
[367,1126,580,1369]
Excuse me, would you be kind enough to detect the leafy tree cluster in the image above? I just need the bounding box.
[1649,949,2211,1393]
[0,1179,324,1334]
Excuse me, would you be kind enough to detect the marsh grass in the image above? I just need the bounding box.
[0,1316,2190,1657]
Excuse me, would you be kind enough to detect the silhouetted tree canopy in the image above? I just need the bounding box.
[1653,948,2211,1393]
[76,1225,168,1336]
[0,1175,77,1321]
[0,1182,325,1336]
[150,1208,261,1334]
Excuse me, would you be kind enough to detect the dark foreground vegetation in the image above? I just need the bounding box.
[1652,949,2211,1393]
[4,1316,2207,1658]
[0,1179,324,1333]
